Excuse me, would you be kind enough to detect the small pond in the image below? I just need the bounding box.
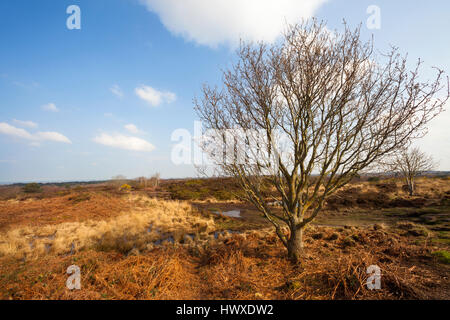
[213,210,241,218]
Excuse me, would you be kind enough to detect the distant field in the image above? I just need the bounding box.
[0,176,449,299]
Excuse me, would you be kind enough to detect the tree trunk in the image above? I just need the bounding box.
[287,227,304,263]
[408,180,415,196]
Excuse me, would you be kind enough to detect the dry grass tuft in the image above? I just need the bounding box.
[0,197,215,260]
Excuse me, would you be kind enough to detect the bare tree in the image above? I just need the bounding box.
[137,176,148,188]
[386,148,436,196]
[111,175,127,187]
[149,173,160,188]
[194,20,448,262]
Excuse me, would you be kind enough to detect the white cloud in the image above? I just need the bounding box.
[124,124,141,134]
[415,101,450,170]
[138,0,328,47]
[135,85,176,106]
[12,119,38,128]
[110,84,124,98]
[93,133,155,152]
[0,122,71,144]
[35,132,72,144]
[42,103,59,112]
[0,122,35,140]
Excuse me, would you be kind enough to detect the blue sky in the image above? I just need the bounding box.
[0,0,449,183]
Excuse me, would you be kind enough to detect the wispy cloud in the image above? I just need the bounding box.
[35,132,72,144]
[93,133,155,152]
[138,0,328,47]
[124,124,142,134]
[0,122,71,144]
[12,80,39,89]
[110,84,124,98]
[135,85,176,106]
[0,122,34,140]
[12,119,38,128]
[42,103,59,112]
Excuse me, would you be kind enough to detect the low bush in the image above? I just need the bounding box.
[120,184,132,192]
[432,251,450,264]
[22,183,42,193]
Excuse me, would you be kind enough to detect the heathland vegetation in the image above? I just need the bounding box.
[0,174,449,299]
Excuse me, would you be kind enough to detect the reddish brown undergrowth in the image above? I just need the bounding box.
[0,226,448,300]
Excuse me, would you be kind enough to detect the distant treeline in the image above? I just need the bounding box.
[2,171,449,187]
[3,180,110,187]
